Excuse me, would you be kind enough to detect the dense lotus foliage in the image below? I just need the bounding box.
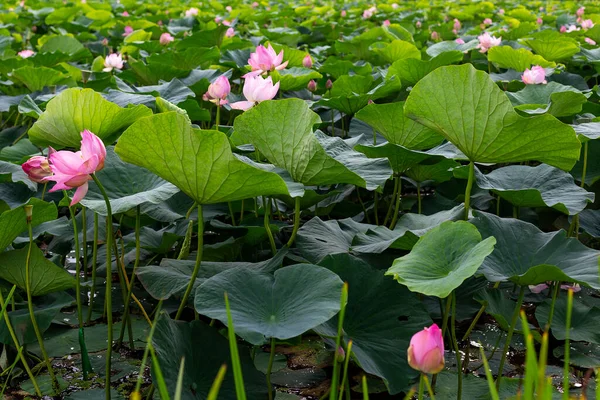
[1,0,600,399]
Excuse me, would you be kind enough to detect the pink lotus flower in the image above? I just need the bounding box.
[521,66,547,84]
[577,7,585,18]
[185,7,199,17]
[122,26,133,36]
[326,79,333,89]
[226,5,232,12]
[159,32,174,45]
[223,20,232,26]
[44,130,106,206]
[215,16,223,23]
[18,49,34,58]
[101,38,109,46]
[340,10,346,17]
[408,324,445,375]
[122,11,129,17]
[103,53,124,72]
[307,80,317,92]
[560,25,567,33]
[230,75,279,111]
[203,76,230,105]
[566,24,580,32]
[245,44,288,77]
[302,54,313,68]
[225,28,235,38]
[529,283,582,294]
[581,19,594,30]
[383,19,391,27]
[537,17,543,25]
[476,32,501,53]
[483,18,493,25]
[22,156,52,183]
[498,9,505,15]
[252,1,259,7]
[363,7,376,19]
[391,3,399,9]
[416,20,422,28]
[455,38,465,44]
[585,37,597,45]
[431,31,440,41]
[453,19,461,31]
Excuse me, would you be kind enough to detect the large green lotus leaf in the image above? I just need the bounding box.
[355,102,443,150]
[0,198,57,251]
[296,217,373,264]
[10,66,69,92]
[524,33,580,62]
[80,147,179,216]
[388,50,463,86]
[0,292,73,346]
[471,211,600,289]
[28,88,152,148]
[115,112,293,204]
[578,209,600,238]
[405,159,460,184]
[404,64,580,170]
[146,48,221,71]
[571,138,600,185]
[352,205,465,253]
[273,67,322,91]
[152,314,269,400]
[315,75,402,115]
[507,82,590,117]
[315,254,431,394]
[571,122,600,142]
[126,57,190,86]
[373,39,421,64]
[353,142,436,174]
[319,58,373,79]
[487,46,556,71]
[385,220,496,298]
[473,164,594,215]
[0,160,36,191]
[39,35,91,61]
[425,40,479,57]
[194,264,343,344]
[536,296,600,344]
[0,246,75,296]
[175,25,229,49]
[233,99,391,190]
[137,249,288,301]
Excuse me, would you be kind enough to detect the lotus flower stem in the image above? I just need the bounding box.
[41,181,47,201]
[441,294,452,338]
[338,340,353,400]
[0,287,41,397]
[373,193,379,225]
[329,282,348,400]
[563,288,574,400]
[450,292,462,400]
[91,174,114,400]
[81,206,88,280]
[356,188,370,224]
[383,177,399,226]
[215,104,221,129]
[464,161,474,220]
[264,197,277,255]
[175,204,203,320]
[286,197,301,247]
[568,141,589,237]
[389,176,402,229]
[87,212,99,323]
[113,235,134,348]
[24,205,60,394]
[239,199,245,223]
[545,281,561,331]
[417,374,424,400]
[228,202,236,226]
[496,285,526,389]
[266,337,276,400]
[118,206,141,348]
[66,197,84,330]
[417,182,422,214]
[422,374,436,400]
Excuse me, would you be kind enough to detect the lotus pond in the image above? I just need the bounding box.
[1,0,600,399]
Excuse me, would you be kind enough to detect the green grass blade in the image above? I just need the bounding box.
[225,292,248,400]
[330,282,349,400]
[150,343,171,400]
[520,311,538,398]
[361,375,369,400]
[207,364,228,400]
[174,357,185,400]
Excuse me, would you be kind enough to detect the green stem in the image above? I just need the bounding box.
[118,206,142,348]
[389,175,402,229]
[338,340,353,400]
[239,199,245,224]
[41,181,47,201]
[286,197,301,247]
[82,206,88,281]
[0,289,41,397]
[266,338,276,400]
[563,289,574,400]
[356,188,370,224]
[496,195,500,216]
[464,161,474,220]
[175,205,203,320]
[441,295,452,339]
[91,174,114,400]
[383,177,399,226]
[373,192,379,225]
[66,197,83,330]
[496,286,526,390]
[25,206,60,394]
[461,283,498,342]
[215,104,221,130]
[87,212,99,323]
[581,141,589,188]
[545,281,560,331]
[417,374,424,400]
[113,237,134,350]
[134,301,163,396]
[264,198,277,256]
[417,182,422,214]
[423,374,436,400]
[228,202,236,226]
[330,283,348,400]
[450,292,462,400]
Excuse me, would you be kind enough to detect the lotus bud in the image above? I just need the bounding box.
[307,80,317,92]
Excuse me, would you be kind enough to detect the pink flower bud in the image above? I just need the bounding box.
[335,346,345,363]
[22,156,52,183]
[307,80,317,92]
[453,19,461,31]
[204,76,231,105]
[536,18,543,25]
[341,10,346,17]
[122,11,129,17]
[483,18,493,25]
[225,28,235,38]
[160,32,174,45]
[407,324,445,375]
[431,31,440,41]
[581,19,594,30]
[302,54,313,68]
[326,79,333,89]
[416,20,422,28]
[455,38,465,44]
[383,19,391,27]
[521,65,547,85]
[560,25,567,33]
[577,7,585,18]
[18,49,35,58]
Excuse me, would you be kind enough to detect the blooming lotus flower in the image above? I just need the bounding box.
[302,54,313,68]
[483,18,493,25]
[230,75,279,111]
[122,10,129,17]
[226,5,232,12]
[498,8,505,15]
[252,1,259,7]
[581,19,594,30]
[521,66,547,85]
[383,20,391,27]
[123,26,133,36]
[223,20,232,27]
[185,7,199,17]
[408,324,445,374]
[577,6,585,17]
[18,49,35,58]
[44,130,107,206]
[455,38,465,44]
[391,3,399,9]
[203,76,230,105]
[103,53,124,72]
[160,32,174,45]
[22,156,52,183]
[225,28,235,38]
[536,17,543,25]
[529,282,582,294]
[476,32,501,53]
[566,24,580,32]
[245,44,288,77]
[340,10,346,17]
[453,19,461,31]
[307,80,317,92]
[585,37,597,45]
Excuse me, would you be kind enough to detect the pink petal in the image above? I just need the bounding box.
[70,182,89,206]
[230,101,255,111]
